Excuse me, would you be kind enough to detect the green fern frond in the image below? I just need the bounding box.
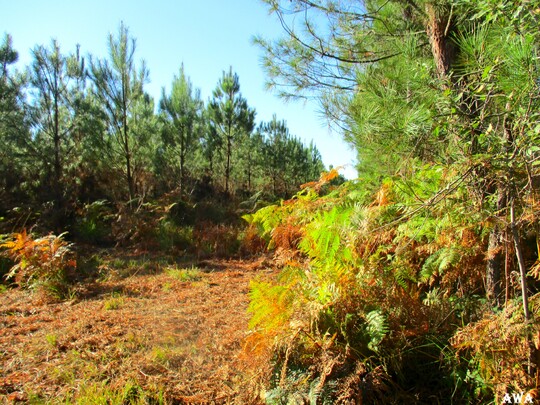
[365,310,388,352]
[298,206,353,266]
[421,247,462,282]
[394,265,417,288]
[248,280,294,332]
[242,204,281,242]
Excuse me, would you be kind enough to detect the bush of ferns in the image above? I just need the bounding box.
[243,168,539,403]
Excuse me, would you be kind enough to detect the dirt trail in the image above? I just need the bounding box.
[0,258,269,403]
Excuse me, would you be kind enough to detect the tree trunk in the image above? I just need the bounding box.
[247,149,252,193]
[424,3,509,306]
[122,79,135,203]
[180,127,185,196]
[53,75,62,204]
[52,61,66,232]
[510,201,537,375]
[425,4,456,80]
[225,135,232,194]
[486,185,508,306]
[486,228,504,305]
[124,123,135,202]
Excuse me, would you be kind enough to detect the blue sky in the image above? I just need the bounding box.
[1,0,357,178]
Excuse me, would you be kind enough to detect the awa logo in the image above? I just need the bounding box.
[502,392,534,404]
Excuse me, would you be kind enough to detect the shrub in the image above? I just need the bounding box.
[111,202,160,247]
[73,200,113,245]
[0,230,76,298]
[0,234,14,280]
[239,225,268,256]
[193,222,242,258]
[157,220,194,253]
[452,295,540,401]
[242,168,497,402]
[166,199,196,226]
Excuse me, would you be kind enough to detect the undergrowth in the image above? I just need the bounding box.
[243,167,540,403]
[0,230,76,300]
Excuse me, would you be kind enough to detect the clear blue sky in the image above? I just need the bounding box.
[1,0,357,178]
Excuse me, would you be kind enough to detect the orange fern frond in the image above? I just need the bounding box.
[301,167,342,192]
[1,229,30,252]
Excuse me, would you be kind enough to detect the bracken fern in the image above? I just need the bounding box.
[0,230,76,298]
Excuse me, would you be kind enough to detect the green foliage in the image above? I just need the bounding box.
[0,24,326,240]
[71,380,164,404]
[248,280,296,334]
[453,294,540,399]
[159,64,204,195]
[104,292,124,310]
[258,115,325,197]
[207,67,256,194]
[298,205,355,267]
[364,310,389,352]
[264,370,337,405]
[89,22,153,201]
[243,204,283,245]
[0,232,14,280]
[74,200,113,244]
[243,163,495,400]
[165,265,203,282]
[26,38,86,215]
[2,2,540,401]
[420,247,463,283]
[157,219,193,253]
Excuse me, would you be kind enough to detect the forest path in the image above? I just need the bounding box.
[0,255,270,403]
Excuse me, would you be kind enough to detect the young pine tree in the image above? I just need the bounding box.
[159,65,204,196]
[27,39,86,223]
[89,22,149,203]
[0,34,29,214]
[207,67,255,194]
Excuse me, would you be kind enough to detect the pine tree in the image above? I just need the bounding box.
[89,22,149,203]
[0,34,28,213]
[257,0,540,305]
[160,65,204,195]
[259,115,325,197]
[27,39,85,220]
[207,67,255,194]
[236,127,265,195]
[260,115,288,196]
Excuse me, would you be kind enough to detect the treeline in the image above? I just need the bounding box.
[0,23,325,231]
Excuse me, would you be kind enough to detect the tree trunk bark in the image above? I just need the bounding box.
[425,4,456,80]
[486,186,507,306]
[510,201,537,375]
[53,78,62,204]
[124,125,134,202]
[122,78,135,203]
[424,3,510,306]
[486,227,504,305]
[180,127,185,196]
[225,135,232,194]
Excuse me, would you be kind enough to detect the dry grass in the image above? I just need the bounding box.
[0,254,273,404]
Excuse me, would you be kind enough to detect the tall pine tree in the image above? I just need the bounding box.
[160,65,204,195]
[27,39,85,223]
[90,22,149,203]
[207,67,255,194]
